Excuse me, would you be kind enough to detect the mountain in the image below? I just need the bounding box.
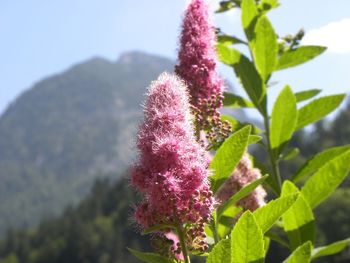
[0,51,174,233]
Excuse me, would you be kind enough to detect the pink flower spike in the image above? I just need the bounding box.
[176,0,223,105]
[131,72,214,256]
[175,0,231,147]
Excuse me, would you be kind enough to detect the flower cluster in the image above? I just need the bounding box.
[175,0,231,148]
[131,73,214,256]
[216,153,267,212]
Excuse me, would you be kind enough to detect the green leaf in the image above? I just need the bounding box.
[210,126,251,193]
[217,44,241,65]
[295,89,321,103]
[248,135,262,145]
[312,238,350,260]
[253,193,298,233]
[218,34,248,45]
[217,175,269,220]
[276,46,327,71]
[241,0,259,41]
[253,16,278,81]
[270,85,297,154]
[292,145,350,183]
[282,148,300,161]
[283,242,312,263]
[281,181,315,251]
[217,45,265,113]
[217,209,241,239]
[301,149,350,208]
[258,0,280,13]
[296,94,345,130]
[223,92,254,108]
[128,248,176,263]
[231,211,265,263]
[207,239,231,263]
[216,1,235,13]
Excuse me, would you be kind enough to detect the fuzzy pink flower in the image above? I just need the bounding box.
[175,0,230,147]
[131,72,213,254]
[216,153,267,211]
[176,0,223,105]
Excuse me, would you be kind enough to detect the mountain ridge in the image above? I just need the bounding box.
[0,51,174,233]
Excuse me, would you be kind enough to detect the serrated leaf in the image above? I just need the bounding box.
[301,149,350,208]
[253,193,298,233]
[207,239,231,263]
[128,248,176,263]
[223,92,254,108]
[270,85,297,153]
[283,242,312,263]
[210,126,251,193]
[312,238,350,260]
[231,211,265,263]
[295,89,321,103]
[253,16,278,81]
[276,46,327,71]
[217,175,269,222]
[241,0,259,42]
[281,181,315,250]
[296,94,345,130]
[292,145,350,183]
[217,45,266,113]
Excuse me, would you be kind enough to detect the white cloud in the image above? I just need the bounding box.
[303,18,350,54]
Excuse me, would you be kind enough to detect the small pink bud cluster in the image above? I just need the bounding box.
[216,153,267,211]
[175,0,231,148]
[131,73,214,256]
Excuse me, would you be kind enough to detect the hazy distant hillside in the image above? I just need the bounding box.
[0,51,174,233]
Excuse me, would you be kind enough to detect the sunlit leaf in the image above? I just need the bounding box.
[296,94,345,130]
[301,149,350,208]
[270,85,297,154]
[312,238,350,260]
[231,211,265,263]
[292,145,350,183]
[283,242,312,263]
[281,181,315,250]
[210,126,251,193]
[276,46,327,71]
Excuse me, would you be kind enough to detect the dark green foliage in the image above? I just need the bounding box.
[0,52,174,234]
[0,176,151,263]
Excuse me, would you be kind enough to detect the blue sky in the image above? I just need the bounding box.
[1,0,350,116]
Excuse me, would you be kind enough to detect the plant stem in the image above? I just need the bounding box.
[263,114,282,195]
[176,224,191,263]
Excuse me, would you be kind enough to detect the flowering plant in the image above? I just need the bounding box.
[129,0,350,262]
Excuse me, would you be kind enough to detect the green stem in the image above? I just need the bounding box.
[213,216,219,244]
[263,114,282,195]
[176,224,191,263]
